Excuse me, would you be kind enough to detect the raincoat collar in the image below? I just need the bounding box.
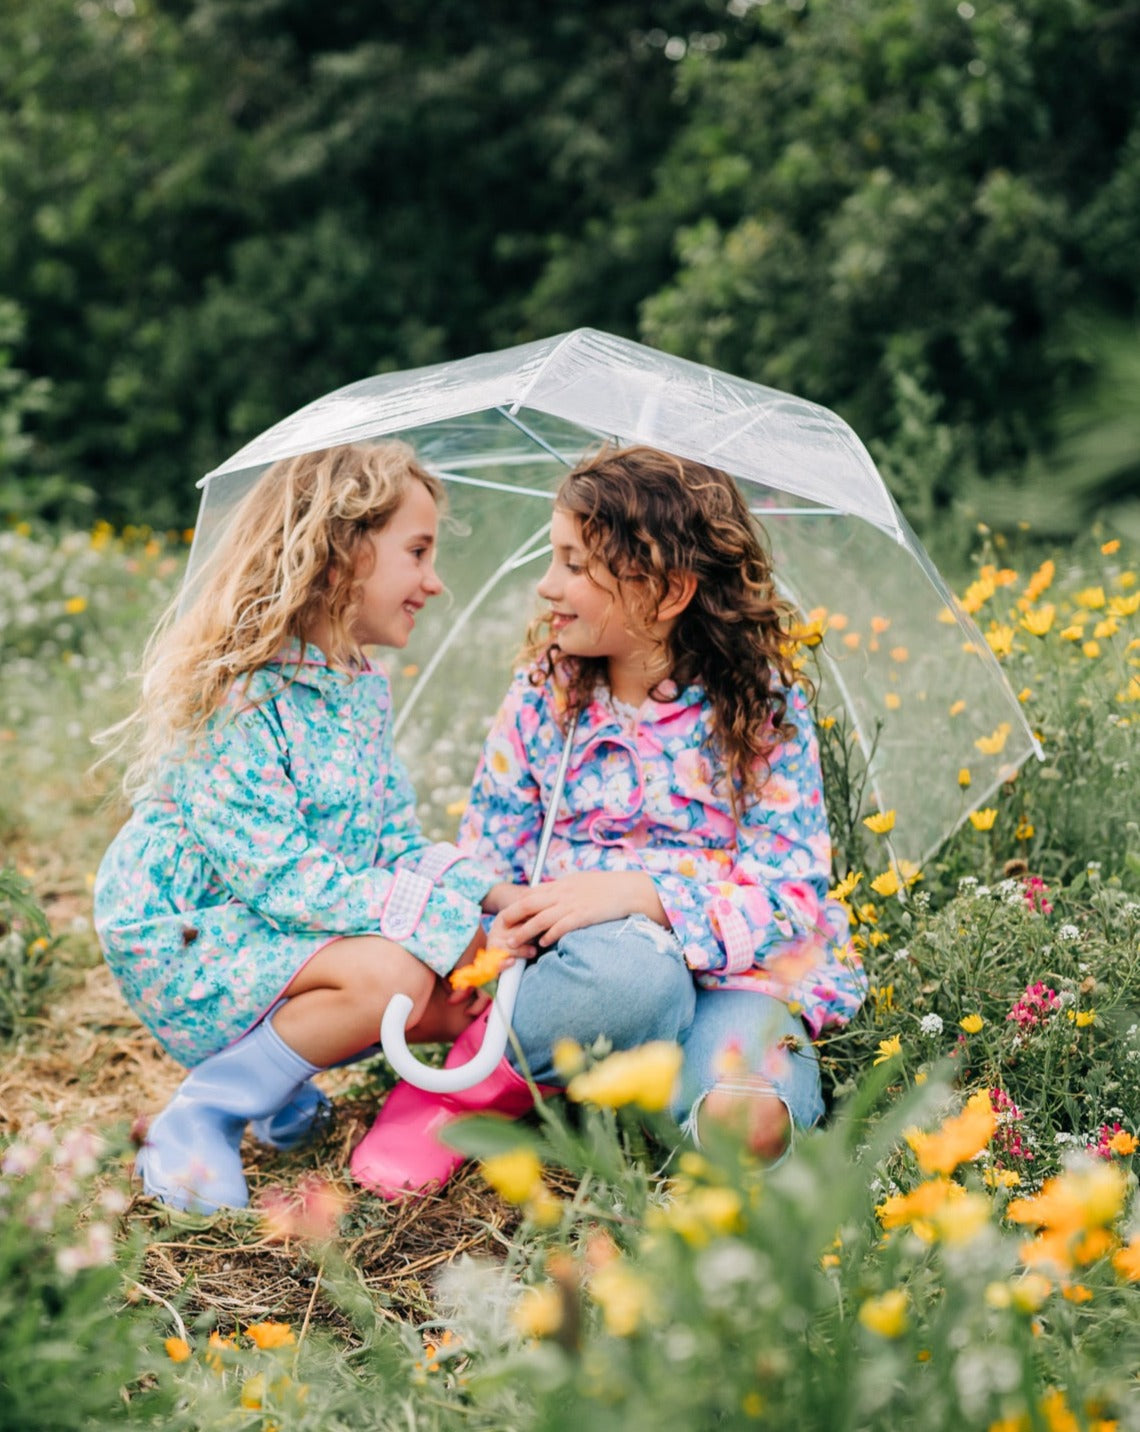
[270,637,383,691]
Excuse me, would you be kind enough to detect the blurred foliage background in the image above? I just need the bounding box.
[1,0,1138,541]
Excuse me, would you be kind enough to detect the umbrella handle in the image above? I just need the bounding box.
[380,958,524,1094]
[379,713,579,1092]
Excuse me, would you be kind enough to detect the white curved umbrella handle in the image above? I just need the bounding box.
[381,716,578,1092]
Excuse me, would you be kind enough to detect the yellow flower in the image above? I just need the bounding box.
[241,1374,266,1410]
[906,1091,996,1176]
[1018,686,1032,702]
[986,623,1016,658]
[1009,1273,1053,1312]
[975,723,1011,755]
[884,691,901,710]
[1101,539,1121,554]
[1015,817,1035,840]
[1020,605,1055,637]
[525,1187,564,1227]
[742,1391,764,1418]
[1108,1129,1137,1156]
[858,1289,908,1338]
[567,1041,682,1112]
[949,699,967,716]
[958,767,972,788]
[1075,585,1106,609]
[512,1284,564,1339]
[870,868,901,897]
[1059,623,1084,641]
[552,1038,586,1079]
[164,1336,192,1363]
[830,870,862,901]
[969,808,997,832]
[1094,617,1118,639]
[64,595,87,615]
[1065,1009,1095,1029]
[873,1034,902,1066]
[890,646,909,662]
[984,1168,1021,1189]
[863,809,896,835]
[930,1189,992,1245]
[1109,592,1140,618]
[246,1321,295,1350]
[590,1260,651,1337]
[1083,640,1101,659]
[1025,558,1055,601]
[960,1013,985,1034]
[480,1149,544,1205]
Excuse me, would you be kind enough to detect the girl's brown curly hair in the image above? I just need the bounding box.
[525,444,806,815]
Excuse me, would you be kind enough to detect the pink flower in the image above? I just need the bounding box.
[1007,982,1060,1029]
[1022,876,1053,915]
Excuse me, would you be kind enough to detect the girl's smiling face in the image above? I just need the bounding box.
[536,508,650,672]
[350,479,443,648]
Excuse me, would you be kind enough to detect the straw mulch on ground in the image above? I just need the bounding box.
[1,955,545,1336]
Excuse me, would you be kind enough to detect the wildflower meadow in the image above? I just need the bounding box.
[3,519,1140,1430]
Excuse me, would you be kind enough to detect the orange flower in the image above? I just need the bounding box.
[246,1321,295,1350]
[164,1336,191,1363]
[906,1091,996,1176]
[450,944,512,991]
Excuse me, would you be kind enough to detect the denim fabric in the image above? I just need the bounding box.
[506,915,696,1086]
[673,988,825,1135]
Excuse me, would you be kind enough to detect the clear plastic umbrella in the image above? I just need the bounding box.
[187,328,1041,1089]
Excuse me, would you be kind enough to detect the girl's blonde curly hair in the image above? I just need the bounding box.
[102,441,441,797]
[524,444,804,816]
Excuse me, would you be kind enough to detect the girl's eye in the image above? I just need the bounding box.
[565,562,583,575]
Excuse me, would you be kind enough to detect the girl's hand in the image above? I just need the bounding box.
[481,880,531,915]
[498,872,669,948]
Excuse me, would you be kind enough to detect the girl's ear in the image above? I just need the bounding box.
[658,570,698,622]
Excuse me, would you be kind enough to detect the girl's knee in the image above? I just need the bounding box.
[697,1079,792,1163]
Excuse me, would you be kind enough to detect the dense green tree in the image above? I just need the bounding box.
[0,0,728,524]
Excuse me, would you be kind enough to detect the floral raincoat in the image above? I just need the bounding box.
[458,668,866,1037]
[95,642,495,1066]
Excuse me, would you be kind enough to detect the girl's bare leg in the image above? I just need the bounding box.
[273,935,437,1067]
[271,930,489,1067]
[698,1080,792,1162]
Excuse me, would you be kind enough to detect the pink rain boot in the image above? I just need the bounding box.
[350,1011,558,1199]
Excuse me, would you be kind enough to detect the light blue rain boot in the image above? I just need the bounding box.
[137,1018,321,1214]
[249,1080,331,1150]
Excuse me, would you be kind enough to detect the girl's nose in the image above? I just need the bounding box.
[536,562,558,601]
[422,562,444,596]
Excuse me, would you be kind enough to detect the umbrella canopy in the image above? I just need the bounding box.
[188,328,1041,871]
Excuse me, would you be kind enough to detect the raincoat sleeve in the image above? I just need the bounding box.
[173,699,485,977]
[457,670,548,883]
[375,730,501,910]
[651,687,866,1033]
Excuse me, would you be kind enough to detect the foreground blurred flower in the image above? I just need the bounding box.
[1009,1161,1128,1272]
[906,1091,996,1176]
[589,1259,651,1337]
[511,1284,564,1340]
[567,1041,682,1112]
[246,1321,295,1350]
[858,1289,908,1338]
[450,944,512,991]
[164,1336,191,1363]
[480,1149,544,1205]
[259,1175,347,1243]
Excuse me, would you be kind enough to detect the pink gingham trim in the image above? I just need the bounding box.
[413,843,465,883]
[710,898,755,975]
[380,868,434,942]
